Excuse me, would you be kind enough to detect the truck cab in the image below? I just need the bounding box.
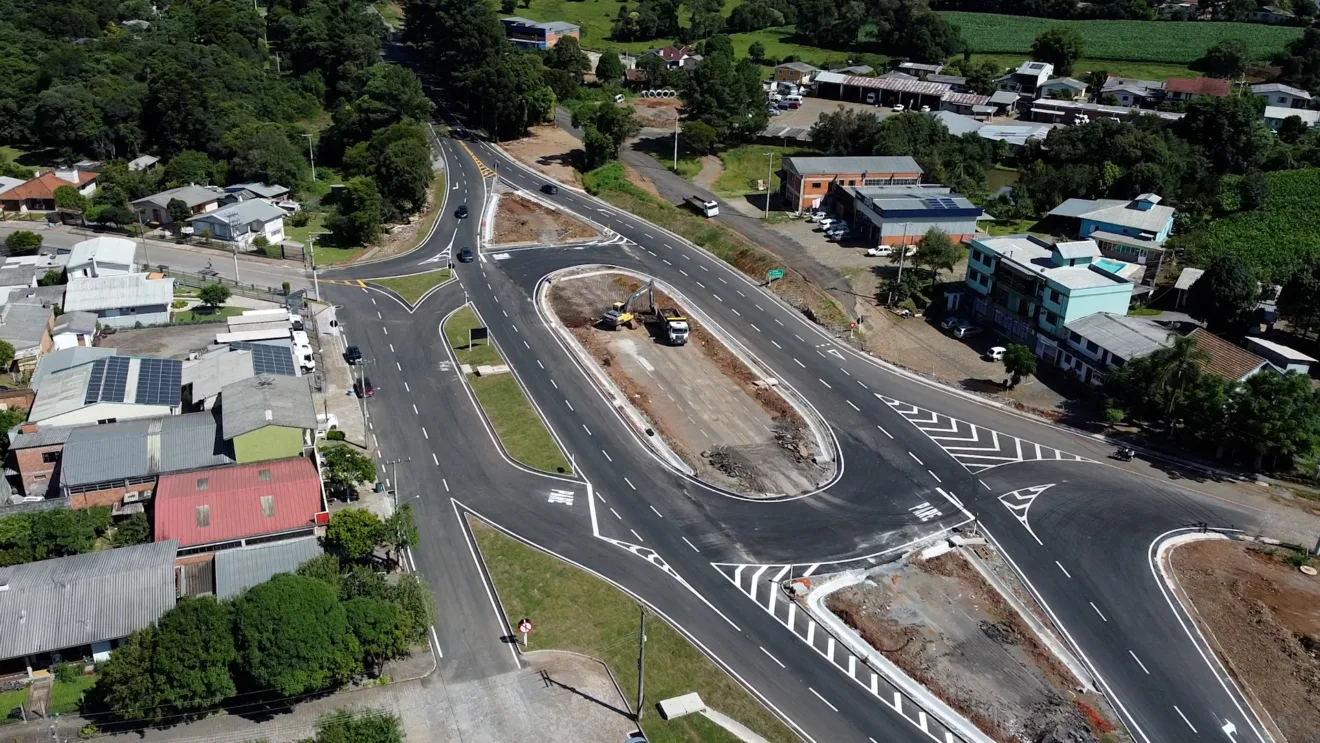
[660,308,689,345]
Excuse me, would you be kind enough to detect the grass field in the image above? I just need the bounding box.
[50,675,96,715]
[944,12,1301,64]
[713,145,813,197]
[470,520,798,743]
[172,305,244,324]
[372,269,451,305]
[444,306,573,474]
[287,212,366,266]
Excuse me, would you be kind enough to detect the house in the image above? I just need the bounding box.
[1249,6,1293,23]
[0,303,53,373]
[897,62,944,78]
[62,273,173,328]
[643,45,696,69]
[1102,76,1163,108]
[1058,312,1174,385]
[1251,83,1311,109]
[834,65,874,76]
[0,285,64,309]
[50,411,233,509]
[7,422,76,498]
[66,236,137,278]
[187,200,285,248]
[773,62,819,86]
[30,347,115,391]
[1190,328,1272,382]
[0,176,24,199]
[0,264,40,291]
[963,235,1136,359]
[1046,193,1175,266]
[997,61,1054,97]
[1037,77,1087,100]
[154,456,325,556]
[223,183,290,202]
[131,185,223,227]
[931,110,1053,149]
[28,354,181,428]
[213,536,323,599]
[779,156,923,212]
[1263,106,1320,133]
[927,73,967,91]
[499,16,580,50]
[839,185,982,246]
[1246,337,1316,374]
[0,169,98,214]
[182,348,255,411]
[126,155,159,172]
[0,541,177,673]
[1028,98,1184,125]
[50,311,97,350]
[1162,76,1231,102]
[219,375,316,464]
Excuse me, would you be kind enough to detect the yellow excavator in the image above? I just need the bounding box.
[603,280,654,329]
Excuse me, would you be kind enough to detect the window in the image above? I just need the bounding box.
[196,477,209,491]
[1069,331,1082,343]
[257,469,271,482]
[847,179,856,186]
[1086,340,1099,353]
[196,505,210,527]
[863,178,883,186]
[41,452,58,464]
[260,495,275,518]
[1043,310,1058,326]
[96,418,117,424]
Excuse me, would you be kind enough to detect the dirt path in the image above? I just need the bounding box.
[692,155,723,192]
[1171,539,1320,741]
[492,189,599,245]
[549,271,825,496]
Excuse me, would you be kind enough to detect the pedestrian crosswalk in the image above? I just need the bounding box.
[878,396,1093,474]
[712,561,967,743]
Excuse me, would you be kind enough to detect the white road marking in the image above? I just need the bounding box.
[756,304,764,310]
[644,232,653,238]
[737,290,745,297]
[512,324,519,333]
[731,308,740,316]
[596,492,606,503]
[1129,650,1150,674]
[433,453,440,465]
[794,334,804,341]
[502,309,508,317]
[551,379,558,389]
[846,400,859,411]
[412,404,419,414]
[980,480,992,490]
[537,360,544,369]
[650,505,663,518]
[682,537,700,552]
[442,477,448,491]
[909,452,923,465]
[601,449,612,462]
[630,528,645,542]
[808,688,838,713]
[663,259,672,265]
[771,340,781,348]
[928,470,941,483]
[1173,706,1197,733]
[877,425,893,439]
[717,276,726,283]
[749,323,760,332]
[582,423,592,435]
[523,341,530,348]
[665,244,675,249]
[565,400,574,411]
[696,282,705,289]
[371,297,377,305]
[610,508,621,520]
[679,269,688,276]
[396,361,402,371]
[839,367,850,376]
[422,428,429,439]
[794,358,805,367]
[700,265,708,272]
[1090,602,1108,622]
[404,382,410,392]
[624,477,637,490]
[760,646,786,669]
[377,311,382,319]
[713,294,722,302]
[826,637,835,661]
[857,380,867,389]
[683,254,691,260]
[389,344,395,353]
[774,318,783,326]
[1056,561,1072,578]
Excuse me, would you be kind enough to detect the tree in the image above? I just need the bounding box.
[297,553,345,593]
[111,512,151,546]
[322,445,378,489]
[1178,95,1270,175]
[747,41,766,64]
[1230,371,1320,469]
[4,230,42,253]
[544,35,590,81]
[0,339,15,372]
[681,121,719,156]
[234,574,361,697]
[307,707,404,743]
[469,53,557,140]
[914,228,961,286]
[226,124,309,190]
[167,198,192,227]
[382,503,419,563]
[37,269,62,287]
[198,282,231,311]
[682,51,768,146]
[1196,39,1249,80]
[500,0,516,12]
[53,185,87,212]
[1275,114,1310,145]
[573,102,639,169]
[89,625,157,721]
[327,176,384,246]
[161,151,224,189]
[1187,254,1258,333]
[1031,27,1085,76]
[595,50,625,83]
[1279,260,1320,336]
[1276,28,1320,94]
[1002,344,1037,387]
[326,508,384,561]
[345,597,411,671]
[1237,170,1269,211]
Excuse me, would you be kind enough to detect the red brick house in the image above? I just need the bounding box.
[0,169,99,214]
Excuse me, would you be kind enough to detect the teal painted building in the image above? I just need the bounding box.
[963,235,1135,361]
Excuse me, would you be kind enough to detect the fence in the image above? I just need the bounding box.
[163,268,285,303]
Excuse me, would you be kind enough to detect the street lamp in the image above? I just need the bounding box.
[382,457,410,508]
[307,230,331,302]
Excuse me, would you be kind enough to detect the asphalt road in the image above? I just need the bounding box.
[318,114,1275,743]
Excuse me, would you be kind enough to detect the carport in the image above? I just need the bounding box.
[813,72,951,111]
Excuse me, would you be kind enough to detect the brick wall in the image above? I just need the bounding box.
[14,443,62,497]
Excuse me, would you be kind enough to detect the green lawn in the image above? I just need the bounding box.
[373,0,403,26]
[50,674,96,715]
[713,145,812,198]
[288,212,365,266]
[172,305,245,324]
[471,520,798,743]
[444,306,573,474]
[0,687,25,723]
[371,269,452,305]
[984,218,1047,237]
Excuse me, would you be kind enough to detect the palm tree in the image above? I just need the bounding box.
[1150,334,1209,432]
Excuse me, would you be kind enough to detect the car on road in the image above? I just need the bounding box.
[986,346,1007,361]
[866,246,893,257]
[457,247,475,263]
[939,316,963,330]
[455,204,469,218]
[542,183,559,195]
[952,323,982,339]
[344,345,362,365]
[353,376,374,398]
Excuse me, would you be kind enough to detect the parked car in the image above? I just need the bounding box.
[892,103,906,112]
[344,345,362,364]
[458,247,475,263]
[768,108,781,116]
[953,323,982,339]
[920,105,931,113]
[542,183,559,195]
[985,346,1007,362]
[353,377,374,398]
[865,92,877,104]
[939,316,963,330]
[866,246,893,257]
[455,204,469,218]
[825,224,850,237]
[828,231,852,242]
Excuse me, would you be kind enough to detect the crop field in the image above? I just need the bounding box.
[943,12,1302,64]
[1182,169,1320,283]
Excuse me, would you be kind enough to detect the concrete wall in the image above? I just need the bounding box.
[1056,284,1134,327]
[233,425,305,464]
[94,305,170,329]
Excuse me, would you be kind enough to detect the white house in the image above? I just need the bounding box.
[996,61,1054,97]
[1246,337,1316,374]
[67,236,138,278]
[1037,77,1087,100]
[1059,312,1173,385]
[1251,83,1311,109]
[50,311,98,350]
[187,200,286,248]
[62,273,174,329]
[1263,106,1320,133]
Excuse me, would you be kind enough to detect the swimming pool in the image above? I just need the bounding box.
[1093,258,1127,275]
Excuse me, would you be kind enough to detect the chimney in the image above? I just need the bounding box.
[54,168,79,184]
[19,422,38,435]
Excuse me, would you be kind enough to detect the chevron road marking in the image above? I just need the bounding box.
[997,484,1055,546]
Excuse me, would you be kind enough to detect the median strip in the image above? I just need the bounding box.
[444,305,573,475]
[371,268,452,306]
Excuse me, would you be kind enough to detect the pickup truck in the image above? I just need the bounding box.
[685,195,719,218]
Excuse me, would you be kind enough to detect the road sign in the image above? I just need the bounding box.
[767,268,785,282]
[468,326,488,347]
[518,618,533,646]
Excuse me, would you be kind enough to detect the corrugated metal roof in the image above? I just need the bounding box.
[783,156,923,176]
[154,457,323,548]
[1190,328,1269,381]
[1252,83,1311,99]
[132,185,221,210]
[943,92,989,106]
[1174,267,1204,291]
[183,349,255,403]
[1064,312,1173,361]
[9,423,78,450]
[0,541,177,660]
[214,537,323,599]
[60,411,234,488]
[188,200,285,228]
[51,311,97,337]
[0,303,51,353]
[1247,336,1317,363]
[1055,240,1101,259]
[220,375,316,439]
[68,237,137,271]
[62,274,173,313]
[31,347,116,391]
[843,74,949,97]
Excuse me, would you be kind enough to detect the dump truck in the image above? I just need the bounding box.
[685,195,719,218]
[659,308,689,345]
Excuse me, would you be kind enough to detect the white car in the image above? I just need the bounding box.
[866,246,893,257]
[892,103,906,112]
[953,324,982,339]
[986,346,1007,362]
[920,105,931,113]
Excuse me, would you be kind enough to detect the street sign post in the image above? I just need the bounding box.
[469,326,489,348]
[518,618,533,646]
[767,268,784,283]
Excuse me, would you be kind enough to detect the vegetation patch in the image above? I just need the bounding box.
[713,145,812,198]
[443,306,574,474]
[470,519,798,743]
[371,269,451,305]
[171,305,244,324]
[943,12,1302,64]
[1182,169,1320,283]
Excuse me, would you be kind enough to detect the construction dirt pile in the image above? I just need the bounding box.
[548,270,828,496]
[827,550,1118,743]
[1170,539,1320,741]
[630,97,682,129]
[492,189,599,246]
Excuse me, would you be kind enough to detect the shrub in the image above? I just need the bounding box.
[326,429,346,441]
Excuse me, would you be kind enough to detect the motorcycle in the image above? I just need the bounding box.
[1115,446,1135,462]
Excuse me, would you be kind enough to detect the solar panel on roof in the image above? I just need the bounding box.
[230,342,296,376]
[134,358,182,406]
[83,359,106,405]
[101,356,131,403]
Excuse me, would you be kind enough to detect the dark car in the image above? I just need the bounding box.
[353,376,374,398]
[455,204,469,218]
[344,345,362,365]
[542,183,559,195]
[457,247,475,263]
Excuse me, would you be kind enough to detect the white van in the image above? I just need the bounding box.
[784,94,803,105]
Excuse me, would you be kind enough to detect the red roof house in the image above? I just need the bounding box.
[1162,77,1231,101]
[154,457,325,550]
[0,169,99,213]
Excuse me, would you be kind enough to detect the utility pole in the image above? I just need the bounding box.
[135,209,151,269]
[308,231,330,302]
[356,358,376,436]
[227,214,242,284]
[636,607,647,721]
[887,223,910,307]
[764,152,774,219]
[672,110,680,171]
[304,133,316,181]
[383,457,410,508]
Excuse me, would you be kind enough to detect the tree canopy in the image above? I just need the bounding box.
[1030,27,1085,76]
[233,574,361,696]
[1186,254,1259,333]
